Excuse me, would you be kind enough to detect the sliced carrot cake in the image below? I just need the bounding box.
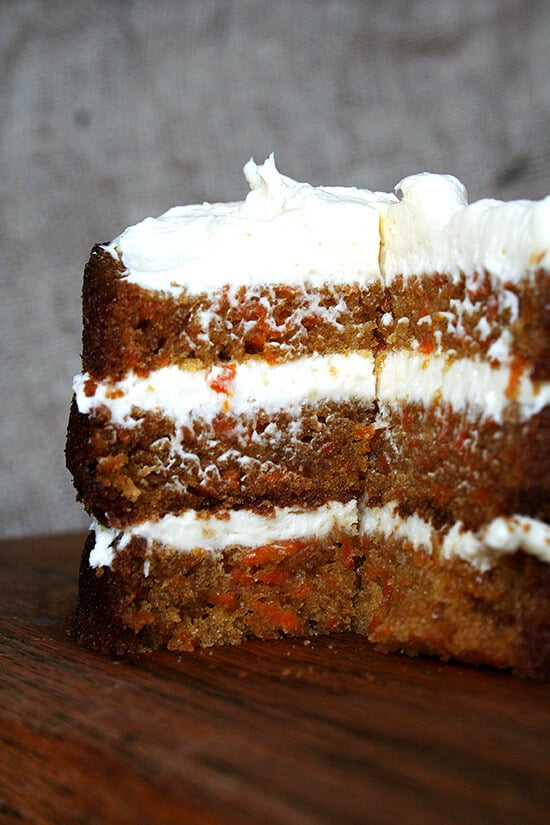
[66,156,550,677]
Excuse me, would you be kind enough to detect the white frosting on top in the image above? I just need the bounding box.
[107,158,550,295]
[74,350,550,426]
[108,155,395,295]
[89,499,358,567]
[382,172,550,282]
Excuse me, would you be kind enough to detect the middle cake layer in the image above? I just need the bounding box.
[67,351,550,527]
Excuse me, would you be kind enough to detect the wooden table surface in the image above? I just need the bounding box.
[1,533,549,825]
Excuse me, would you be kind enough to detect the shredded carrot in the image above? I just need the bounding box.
[418,336,435,355]
[240,538,308,566]
[338,536,356,568]
[505,353,527,400]
[207,363,237,395]
[208,591,240,610]
[252,601,303,633]
[253,569,293,585]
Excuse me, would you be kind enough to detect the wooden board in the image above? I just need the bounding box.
[1,533,549,825]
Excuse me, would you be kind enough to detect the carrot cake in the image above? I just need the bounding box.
[66,156,550,677]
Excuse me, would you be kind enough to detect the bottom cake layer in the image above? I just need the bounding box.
[71,502,550,679]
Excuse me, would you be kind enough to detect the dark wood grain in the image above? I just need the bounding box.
[1,534,549,825]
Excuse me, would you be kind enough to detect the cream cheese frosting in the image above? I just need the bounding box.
[107,156,550,295]
[89,499,550,572]
[73,351,377,427]
[382,172,550,282]
[89,499,358,568]
[74,350,550,426]
[360,500,550,571]
[376,351,550,423]
[107,155,395,295]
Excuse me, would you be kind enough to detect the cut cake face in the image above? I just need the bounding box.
[66,155,550,677]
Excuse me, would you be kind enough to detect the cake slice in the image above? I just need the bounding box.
[66,156,550,677]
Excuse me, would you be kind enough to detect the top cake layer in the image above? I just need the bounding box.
[107,155,550,295]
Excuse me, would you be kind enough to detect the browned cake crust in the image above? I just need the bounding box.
[71,529,550,680]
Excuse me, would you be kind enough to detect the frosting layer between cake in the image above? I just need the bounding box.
[89,501,550,572]
[75,351,550,426]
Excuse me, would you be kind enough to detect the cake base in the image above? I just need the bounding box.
[72,530,550,679]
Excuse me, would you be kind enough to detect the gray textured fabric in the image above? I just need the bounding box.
[2,0,550,537]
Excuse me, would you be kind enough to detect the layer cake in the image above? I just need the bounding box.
[66,157,550,677]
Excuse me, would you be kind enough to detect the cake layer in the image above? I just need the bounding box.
[67,399,550,529]
[89,499,550,571]
[72,523,360,655]
[359,500,550,571]
[358,523,550,680]
[72,503,550,677]
[81,245,550,382]
[85,160,550,382]
[74,351,377,427]
[74,350,550,430]
[368,402,550,528]
[385,270,550,377]
[67,346,550,526]
[82,245,385,381]
[89,499,358,567]
[66,398,377,524]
